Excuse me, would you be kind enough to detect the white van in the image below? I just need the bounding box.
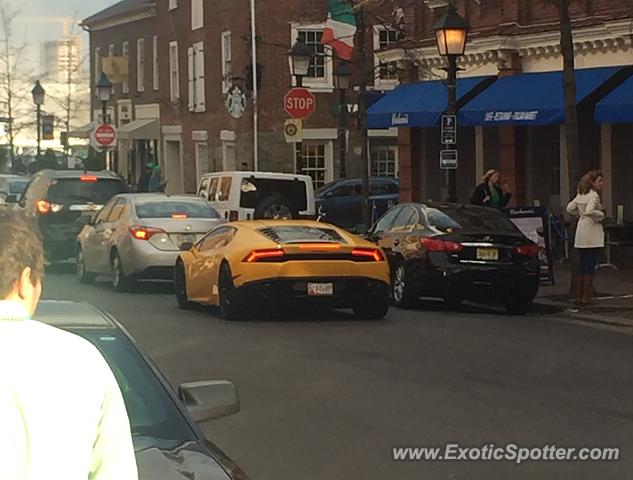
[196,171,316,221]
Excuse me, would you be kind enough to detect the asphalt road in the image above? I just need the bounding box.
[43,264,633,480]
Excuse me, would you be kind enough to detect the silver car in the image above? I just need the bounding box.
[76,194,223,291]
[0,174,28,204]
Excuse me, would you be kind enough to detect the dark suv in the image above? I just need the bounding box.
[18,170,127,261]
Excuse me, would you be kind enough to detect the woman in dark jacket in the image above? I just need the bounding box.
[470,169,512,208]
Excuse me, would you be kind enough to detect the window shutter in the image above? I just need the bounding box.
[195,43,205,112]
[187,46,194,112]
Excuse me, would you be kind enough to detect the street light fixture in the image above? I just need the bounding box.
[288,38,313,87]
[435,3,469,203]
[31,80,46,162]
[96,72,113,123]
[334,60,353,178]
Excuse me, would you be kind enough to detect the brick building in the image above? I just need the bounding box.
[82,0,402,194]
[372,0,633,220]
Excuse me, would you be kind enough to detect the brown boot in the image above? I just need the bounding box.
[574,275,585,307]
[581,275,594,305]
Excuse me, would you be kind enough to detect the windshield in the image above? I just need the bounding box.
[426,206,521,234]
[73,329,197,445]
[9,180,28,194]
[47,178,127,204]
[135,200,220,219]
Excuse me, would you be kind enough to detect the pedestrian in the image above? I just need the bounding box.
[566,170,605,307]
[0,209,138,480]
[148,164,167,193]
[470,169,512,208]
[137,162,153,193]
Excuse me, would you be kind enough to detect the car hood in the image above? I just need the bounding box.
[136,441,233,480]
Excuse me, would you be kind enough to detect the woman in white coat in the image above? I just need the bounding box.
[566,170,605,306]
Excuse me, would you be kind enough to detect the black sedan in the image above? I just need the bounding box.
[366,203,540,315]
[34,301,249,480]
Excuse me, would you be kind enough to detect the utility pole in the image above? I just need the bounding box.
[356,5,371,230]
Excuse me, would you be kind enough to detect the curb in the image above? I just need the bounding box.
[534,298,633,329]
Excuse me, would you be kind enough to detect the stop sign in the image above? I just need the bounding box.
[94,123,117,147]
[284,88,316,119]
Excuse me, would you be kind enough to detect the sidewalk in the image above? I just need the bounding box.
[535,264,633,327]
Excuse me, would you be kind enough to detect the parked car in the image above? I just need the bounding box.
[175,220,391,320]
[197,171,316,221]
[366,203,540,315]
[76,194,223,291]
[0,174,28,204]
[16,170,127,262]
[33,300,249,480]
[315,177,399,231]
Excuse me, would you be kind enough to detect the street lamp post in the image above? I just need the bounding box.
[96,72,113,123]
[31,81,46,163]
[334,60,352,179]
[435,3,469,203]
[288,38,313,182]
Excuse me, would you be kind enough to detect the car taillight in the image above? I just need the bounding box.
[228,210,239,222]
[80,175,98,183]
[129,226,166,241]
[36,200,62,215]
[514,244,540,257]
[352,248,384,262]
[243,249,285,263]
[420,237,463,253]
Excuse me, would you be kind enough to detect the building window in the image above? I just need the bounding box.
[136,38,145,92]
[370,143,398,178]
[295,142,328,189]
[192,0,204,30]
[188,41,206,112]
[169,41,179,101]
[221,31,232,93]
[222,142,236,171]
[374,27,399,86]
[298,30,326,79]
[94,47,102,80]
[152,36,159,91]
[122,41,129,93]
[169,0,178,10]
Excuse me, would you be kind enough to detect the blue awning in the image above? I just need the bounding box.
[459,66,623,126]
[595,75,633,124]
[367,76,493,129]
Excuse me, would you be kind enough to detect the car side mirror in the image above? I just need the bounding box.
[180,241,194,251]
[4,194,18,204]
[179,380,240,423]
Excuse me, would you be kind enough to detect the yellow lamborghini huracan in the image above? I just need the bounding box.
[174,220,391,320]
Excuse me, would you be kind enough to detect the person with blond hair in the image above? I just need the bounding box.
[566,170,605,307]
[470,169,512,208]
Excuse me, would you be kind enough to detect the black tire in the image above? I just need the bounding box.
[353,293,390,320]
[254,195,298,220]
[110,251,132,292]
[218,262,244,321]
[505,296,534,316]
[174,261,194,310]
[76,247,96,284]
[391,261,418,309]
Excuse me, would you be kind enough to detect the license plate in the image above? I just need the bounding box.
[308,283,334,296]
[476,248,499,261]
[70,204,103,212]
[176,234,195,245]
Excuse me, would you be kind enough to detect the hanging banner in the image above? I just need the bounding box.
[42,115,55,141]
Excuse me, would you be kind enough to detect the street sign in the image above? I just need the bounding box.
[91,123,117,150]
[284,119,303,143]
[440,149,458,170]
[284,88,316,119]
[441,114,457,145]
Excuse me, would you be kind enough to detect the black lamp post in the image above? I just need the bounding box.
[96,72,113,124]
[334,60,352,179]
[435,3,469,202]
[31,80,45,162]
[288,38,313,88]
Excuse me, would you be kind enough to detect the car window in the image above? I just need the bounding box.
[208,177,219,201]
[95,199,117,224]
[197,177,210,197]
[75,330,196,444]
[426,206,521,234]
[330,183,361,197]
[390,206,417,232]
[217,177,232,202]
[9,180,28,195]
[47,178,126,204]
[135,200,220,219]
[198,226,233,251]
[373,207,401,233]
[107,199,126,223]
[371,181,397,196]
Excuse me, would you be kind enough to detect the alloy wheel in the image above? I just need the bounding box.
[393,265,406,304]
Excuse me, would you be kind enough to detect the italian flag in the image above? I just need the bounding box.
[321,0,357,60]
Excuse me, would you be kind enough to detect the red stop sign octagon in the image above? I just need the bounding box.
[284,88,316,119]
[94,124,117,147]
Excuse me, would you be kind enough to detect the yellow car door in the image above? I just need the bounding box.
[187,226,234,303]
